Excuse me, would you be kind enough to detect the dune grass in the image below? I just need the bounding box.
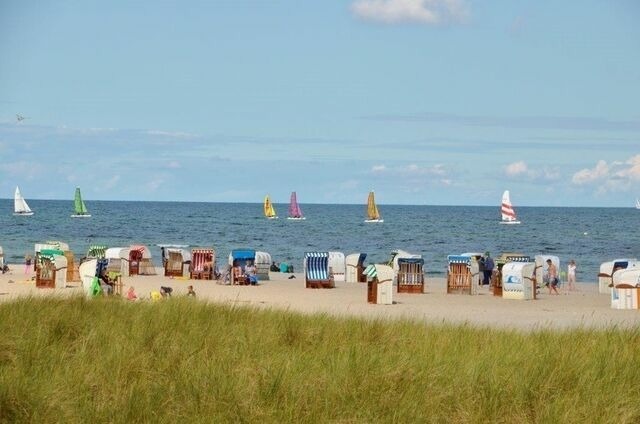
[0,296,639,423]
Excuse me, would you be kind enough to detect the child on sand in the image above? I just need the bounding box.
[567,260,577,291]
[126,286,138,301]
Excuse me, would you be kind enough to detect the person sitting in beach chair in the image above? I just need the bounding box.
[244,261,258,285]
[232,265,248,285]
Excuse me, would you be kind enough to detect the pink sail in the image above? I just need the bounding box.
[288,191,304,219]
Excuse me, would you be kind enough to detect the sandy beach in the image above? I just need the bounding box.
[1,264,638,331]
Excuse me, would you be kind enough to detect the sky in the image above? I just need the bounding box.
[0,0,639,206]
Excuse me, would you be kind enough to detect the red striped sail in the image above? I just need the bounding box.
[501,190,518,222]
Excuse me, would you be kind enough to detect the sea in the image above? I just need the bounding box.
[1,200,639,282]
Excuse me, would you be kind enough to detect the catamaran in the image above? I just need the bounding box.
[264,195,278,219]
[287,191,305,220]
[13,186,34,216]
[71,187,91,218]
[364,191,384,223]
[500,190,521,224]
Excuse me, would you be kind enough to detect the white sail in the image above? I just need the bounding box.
[14,186,34,216]
[636,199,640,210]
[500,190,520,224]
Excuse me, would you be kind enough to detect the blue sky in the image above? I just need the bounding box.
[0,0,638,206]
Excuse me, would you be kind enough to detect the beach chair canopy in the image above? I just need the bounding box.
[129,245,152,259]
[231,249,256,261]
[105,247,129,260]
[389,250,422,271]
[346,253,367,267]
[87,245,108,259]
[166,248,191,262]
[397,257,424,266]
[447,255,472,265]
[612,269,640,286]
[45,241,70,251]
[255,251,271,265]
[39,249,65,260]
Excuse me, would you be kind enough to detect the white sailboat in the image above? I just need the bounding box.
[636,198,640,210]
[13,186,34,216]
[499,190,521,224]
[364,191,384,223]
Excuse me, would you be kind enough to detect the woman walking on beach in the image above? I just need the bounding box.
[546,259,559,295]
[24,254,32,274]
[567,260,577,291]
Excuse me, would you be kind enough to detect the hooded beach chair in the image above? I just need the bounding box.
[446,255,478,295]
[598,259,638,294]
[492,253,530,296]
[611,269,640,309]
[163,247,191,277]
[364,264,393,304]
[255,251,272,281]
[190,248,214,280]
[346,253,367,283]
[328,251,346,282]
[35,249,67,289]
[501,260,536,300]
[229,249,256,285]
[304,252,335,289]
[128,245,156,276]
[396,257,425,294]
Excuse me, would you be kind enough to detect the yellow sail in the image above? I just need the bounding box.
[264,195,277,219]
[365,191,382,222]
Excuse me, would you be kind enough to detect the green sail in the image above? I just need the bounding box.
[74,187,89,215]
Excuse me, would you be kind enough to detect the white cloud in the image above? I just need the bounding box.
[351,0,469,25]
[371,164,387,173]
[571,155,640,192]
[504,160,560,182]
[505,161,528,177]
[167,161,181,169]
[571,160,609,185]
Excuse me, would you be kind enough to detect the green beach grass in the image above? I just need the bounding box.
[1,296,639,423]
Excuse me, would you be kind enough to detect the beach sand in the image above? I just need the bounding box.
[1,264,638,331]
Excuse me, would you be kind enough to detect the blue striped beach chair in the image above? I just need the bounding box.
[304,252,335,289]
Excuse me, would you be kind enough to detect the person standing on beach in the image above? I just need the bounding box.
[567,260,577,291]
[477,255,485,286]
[483,252,494,286]
[25,254,32,274]
[546,259,559,295]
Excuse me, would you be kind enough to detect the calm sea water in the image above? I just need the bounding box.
[1,200,639,281]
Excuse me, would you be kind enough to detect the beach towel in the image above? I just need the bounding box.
[90,276,103,297]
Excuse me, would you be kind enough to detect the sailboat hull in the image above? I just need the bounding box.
[71,214,92,218]
[364,219,384,223]
[13,212,34,216]
[287,217,305,220]
[499,220,521,225]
